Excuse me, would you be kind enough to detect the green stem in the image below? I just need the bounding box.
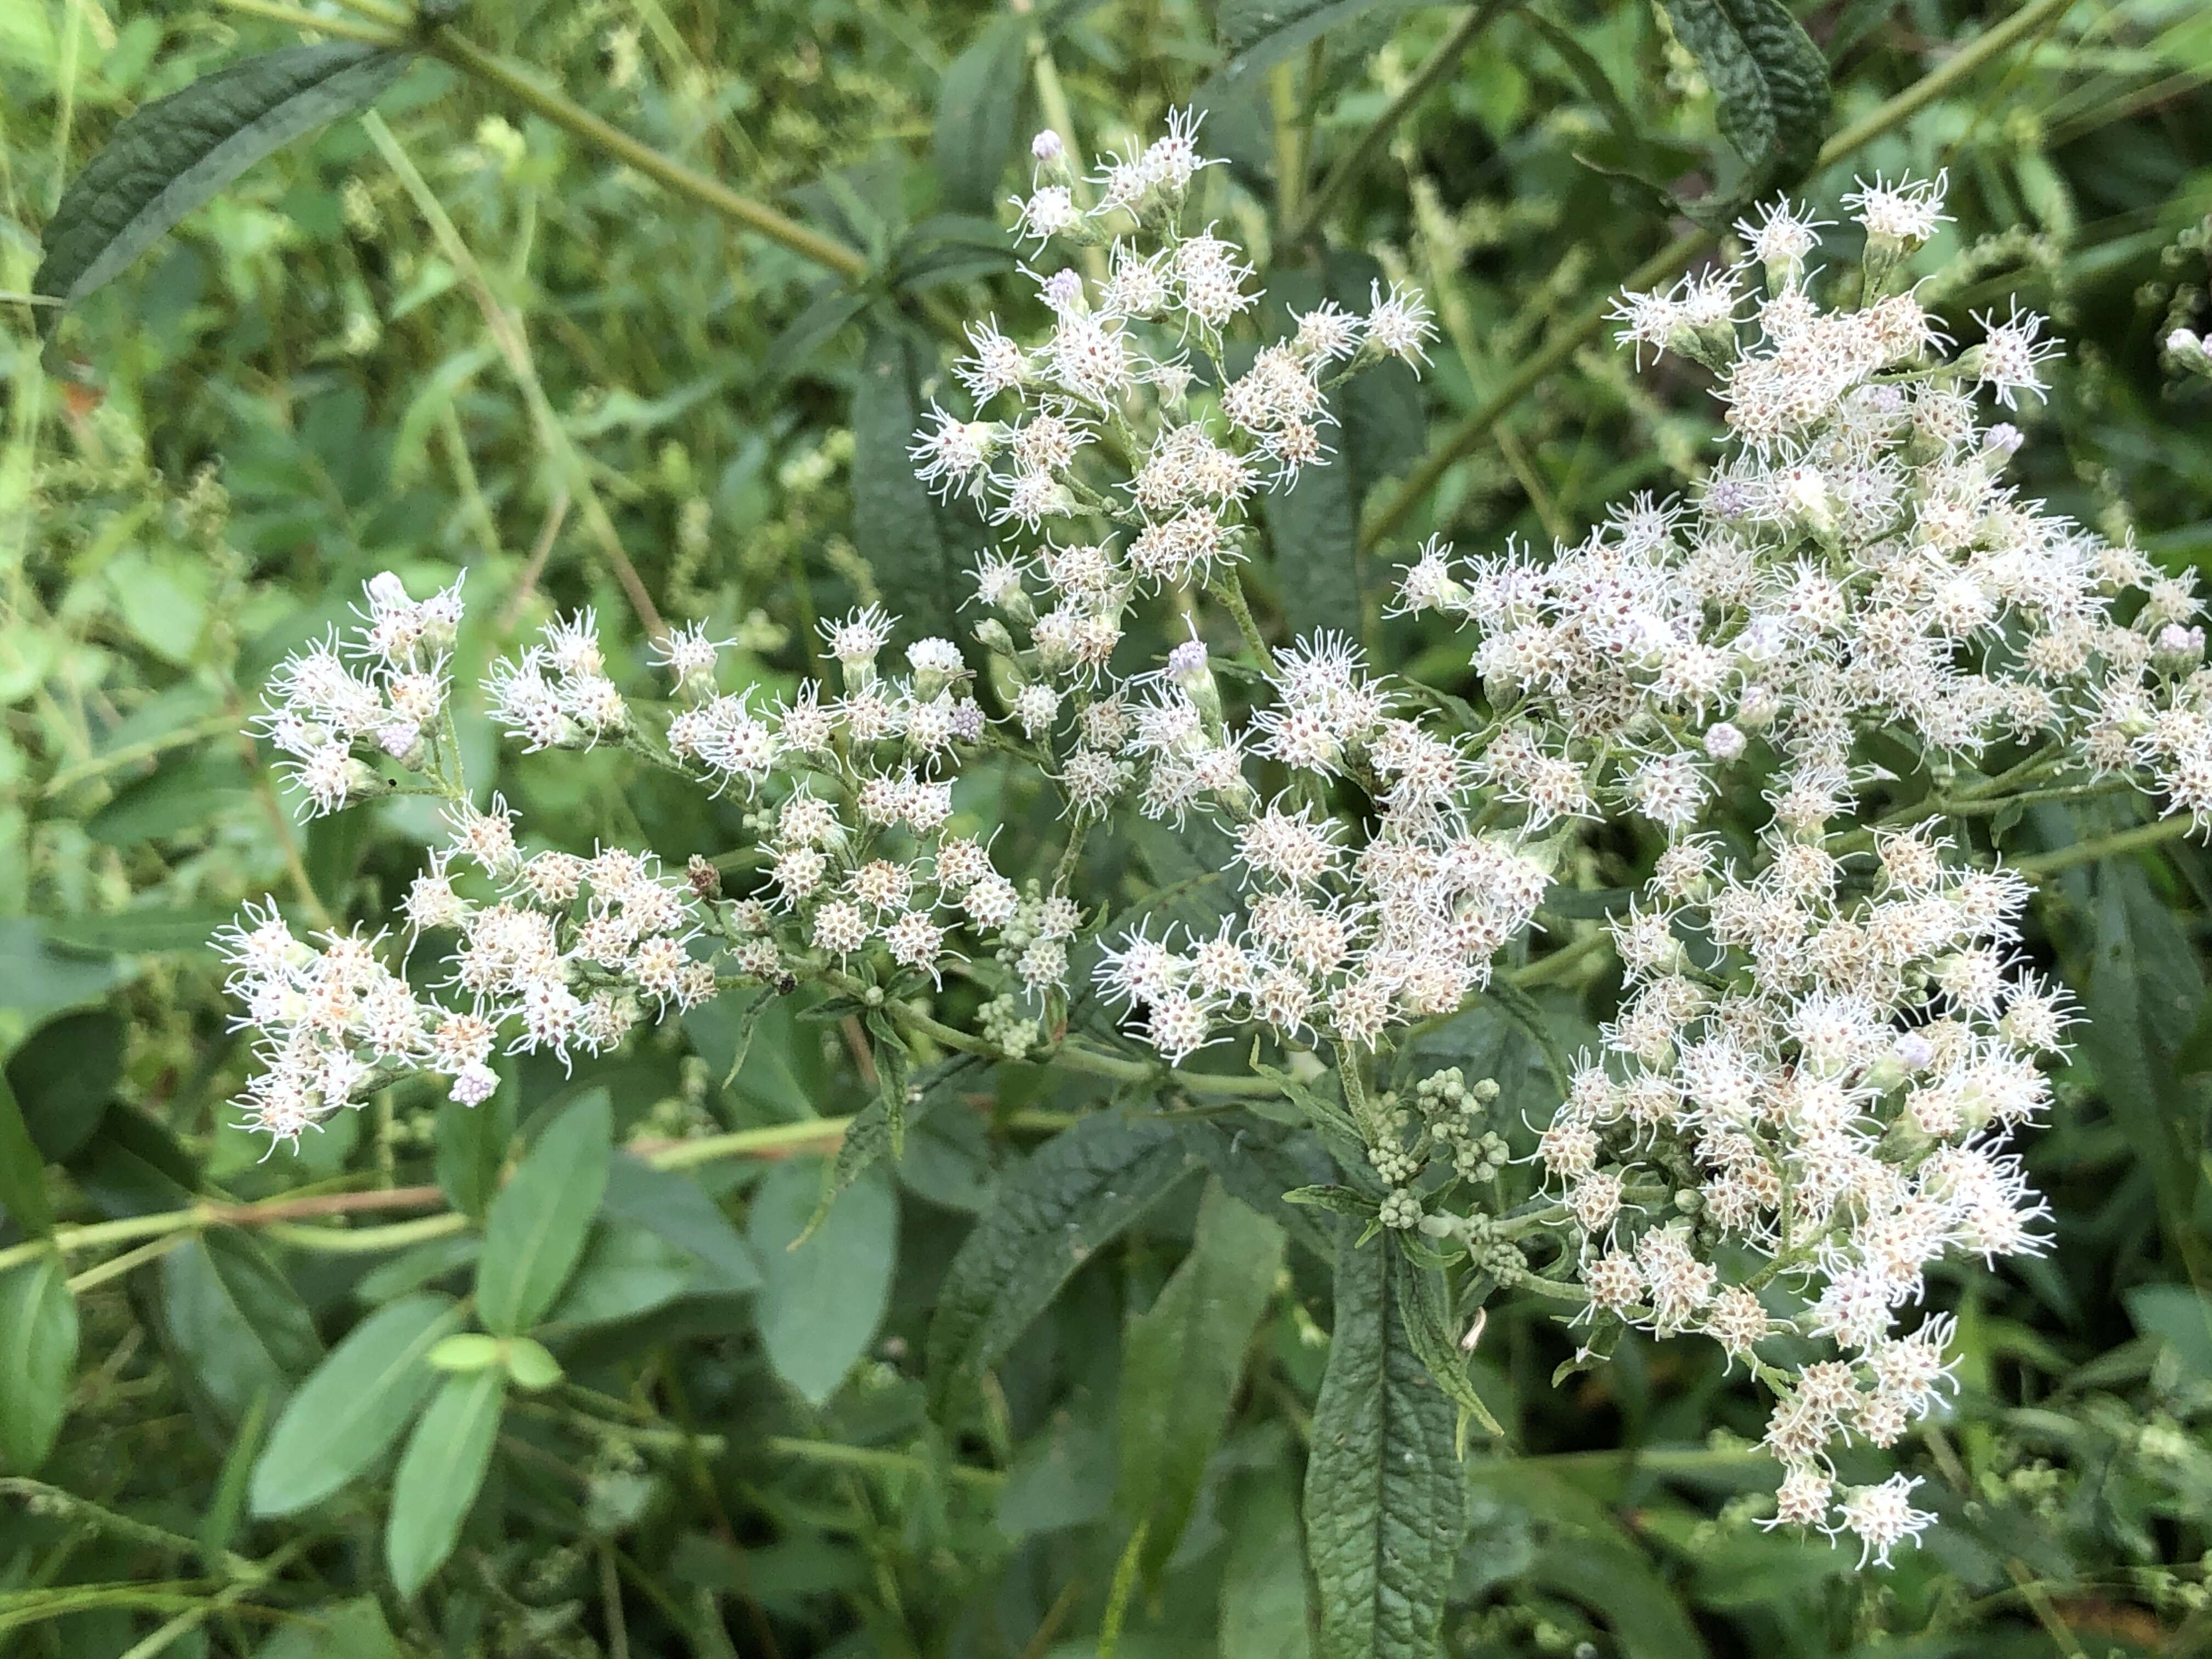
[765,1435,1005,1487]
[66,1232,191,1294]
[1289,0,1509,243]
[2015,814,2193,879]
[1206,573,1275,669]
[0,1480,265,1581]
[364,111,670,641]
[639,1114,854,1173]
[1510,926,1610,990]
[206,0,404,47]
[1358,0,2080,554]
[425,29,868,280]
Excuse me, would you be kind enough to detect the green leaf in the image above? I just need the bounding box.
[853,321,973,649]
[1187,1116,1339,1261]
[1657,0,1831,206]
[764,281,871,385]
[541,1218,703,1331]
[501,1336,563,1392]
[0,1069,55,1239]
[1205,0,1415,103]
[926,1111,1201,1418]
[1220,1466,1313,1659]
[40,903,241,956]
[427,1334,504,1373]
[1284,1185,1379,1220]
[1464,1464,1706,1659]
[255,1596,400,1659]
[475,1088,613,1336]
[0,918,138,1028]
[355,1234,481,1304]
[2126,1284,2212,1378]
[1116,1181,1285,1578]
[2085,867,2205,1272]
[1520,10,1705,198]
[5,1010,123,1165]
[161,1230,324,1423]
[601,1153,761,1295]
[251,1293,465,1517]
[33,43,416,331]
[0,1257,78,1474]
[386,1368,506,1598]
[433,1068,514,1220]
[808,1054,978,1240]
[748,1159,898,1407]
[1303,1227,1463,1659]
[934,16,1028,215]
[996,1412,1116,1538]
[1392,1244,1507,1446]
[85,753,250,845]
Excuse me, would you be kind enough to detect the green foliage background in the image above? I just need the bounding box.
[3,0,2211,1654]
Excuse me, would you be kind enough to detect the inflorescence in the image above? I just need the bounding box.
[219,126,2204,1566]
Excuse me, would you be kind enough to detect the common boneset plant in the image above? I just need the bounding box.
[221,118,2208,1572]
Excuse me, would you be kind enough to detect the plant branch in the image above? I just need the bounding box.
[1288,0,1510,244]
[205,0,404,47]
[424,29,869,280]
[2015,815,2195,880]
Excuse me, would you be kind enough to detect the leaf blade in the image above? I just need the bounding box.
[926,1111,1201,1418]
[386,1368,506,1598]
[33,43,415,330]
[251,1293,465,1517]
[0,1257,78,1474]
[1115,1180,1285,1577]
[1303,1228,1464,1659]
[1657,0,1831,205]
[475,1089,613,1336]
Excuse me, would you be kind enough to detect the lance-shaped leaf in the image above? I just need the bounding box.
[475,1088,613,1336]
[161,1229,323,1424]
[926,1113,1201,1417]
[0,1258,78,1474]
[386,1368,506,1598]
[933,16,1028,215]
[1658,0,1830,205]
[1304,1227,1463,1659]
[251,1293,465,1517]
[34,43,416,332]
[852,321,977,650]
[1116,1181,1285,1579]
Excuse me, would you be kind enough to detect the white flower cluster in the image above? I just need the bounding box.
[255,571,461,814]
[1408,178,2212,836]
[1387,177,2208,1561]
[214,130,2202,1575]
[221,800,716,1138]
[660,605,1080,998]
[933,115,1530,1062]
[1541,829,2063,1559]
[226,580,1064,1138]
[1086,633,1555,1059]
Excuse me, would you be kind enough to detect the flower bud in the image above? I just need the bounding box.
[1703,721,1747,761]
[2168,326,2212,378]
